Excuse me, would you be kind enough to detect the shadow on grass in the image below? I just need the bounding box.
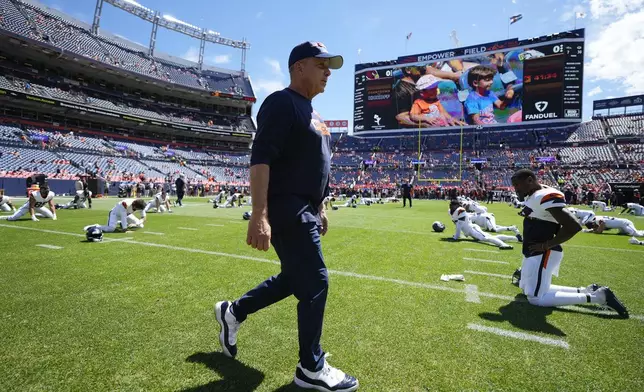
[478,294,566,336]
[181,352,265,392]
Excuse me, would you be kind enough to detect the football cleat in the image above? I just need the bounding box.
[516,234,523,242]
[629,237,642,245]
[512,268,521,286]
[499,245,514,250]
[596,287,629,318]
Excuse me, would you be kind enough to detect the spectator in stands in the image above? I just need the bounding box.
[214,41,358,392]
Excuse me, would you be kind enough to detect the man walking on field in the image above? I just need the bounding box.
[214,41,359,392]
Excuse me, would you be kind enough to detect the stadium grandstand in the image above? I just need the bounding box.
[0,0,642,200]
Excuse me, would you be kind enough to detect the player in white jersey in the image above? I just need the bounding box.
[620,202,644,216]
[0,184,57,221]
[583,216,644,237]
[567,207,596,226]
[84,198,147,233]
[144,189,173,214]
[591,200,613,212]
[470,212,521,237]
[0,190,16,212]
[510,169,628,318]
[509,193,523,208]
[449,201,520,249]
[57,189,93,210]
[462,200,488,214]
[217,193,243,208]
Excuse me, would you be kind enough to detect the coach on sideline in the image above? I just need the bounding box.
[214,42,359,392]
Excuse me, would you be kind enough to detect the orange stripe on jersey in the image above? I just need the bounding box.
[456,208,465,213]
[540,193,565,204]
[542,249,551,269]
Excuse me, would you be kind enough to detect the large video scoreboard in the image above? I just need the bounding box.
[353,29,585,133]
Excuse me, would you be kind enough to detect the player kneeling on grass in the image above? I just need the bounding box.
[57,189,92,210]
[0,184,57,222]
[620,202,644,216]
[471,211,521,237]
[84,198,147,233]
[448,200,520,250]
[510,169,629,318]
[583,216,644,237]
[144,189,173,214]
[591,200,614,212]
[0,189,16,212]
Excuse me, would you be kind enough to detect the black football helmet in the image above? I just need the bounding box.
[86,226,103,242]
[432,221,446,232]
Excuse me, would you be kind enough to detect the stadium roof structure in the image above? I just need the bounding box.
[91,0,250,73]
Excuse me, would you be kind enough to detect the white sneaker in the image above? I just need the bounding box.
[214,301,241,358]
[294,354,359,392]
[629,237,641,245]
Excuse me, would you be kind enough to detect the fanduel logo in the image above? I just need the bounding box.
[525,112,558,120]
[535,101,548,112]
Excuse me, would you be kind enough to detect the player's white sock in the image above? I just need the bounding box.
[484,236,510,248]
[496,234,518,243]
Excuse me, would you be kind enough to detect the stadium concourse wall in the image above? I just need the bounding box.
[0,177,77,197]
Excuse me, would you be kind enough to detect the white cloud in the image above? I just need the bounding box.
[472,23,477,27]
[587,86,603,97]
[182,47,199,62]
[254,79,285,95]
[181,47,231,64]
[210,54,231,64]
[265,58,283,75]
[589,0,644,18]
[256,11,263,19]
[585,10,644,94]
[512,0,517,3]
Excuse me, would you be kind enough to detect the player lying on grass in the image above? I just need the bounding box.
[0,189,16,212]
[56,189,92,210]
[84,198,146,233]
[567,207,596,226]
[448,200,520,250]
[620,202,644,216]
[0,184,56,221]
[591,200,614,212]
[143,188,173,214]
[582,216,644,237]
[213,193,243,208]
[470,211,521,236]
[510,169,628,318]
[462,199,488,214]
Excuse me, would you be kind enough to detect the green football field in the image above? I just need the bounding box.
[1,197,643,392]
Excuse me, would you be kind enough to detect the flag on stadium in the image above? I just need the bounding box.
[576,12,586,18]
[406,32,412,40]
[509,14,523,24]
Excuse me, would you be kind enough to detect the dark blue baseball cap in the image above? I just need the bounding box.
[288,41,343,70]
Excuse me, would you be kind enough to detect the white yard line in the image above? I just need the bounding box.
[0,224,641,321]
[465,270,511,279]
[464,248,500,254]
[35,244,63,249]
[465,285,481,303]
[467,323,570,349]
[463,257,510,265]
[142,231,165,235]
[177,227,198,231]
[206,224,225,227]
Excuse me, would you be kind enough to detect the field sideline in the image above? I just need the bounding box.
[1,198,643,391]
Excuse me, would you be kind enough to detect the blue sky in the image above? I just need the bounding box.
[39,0,644,128]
